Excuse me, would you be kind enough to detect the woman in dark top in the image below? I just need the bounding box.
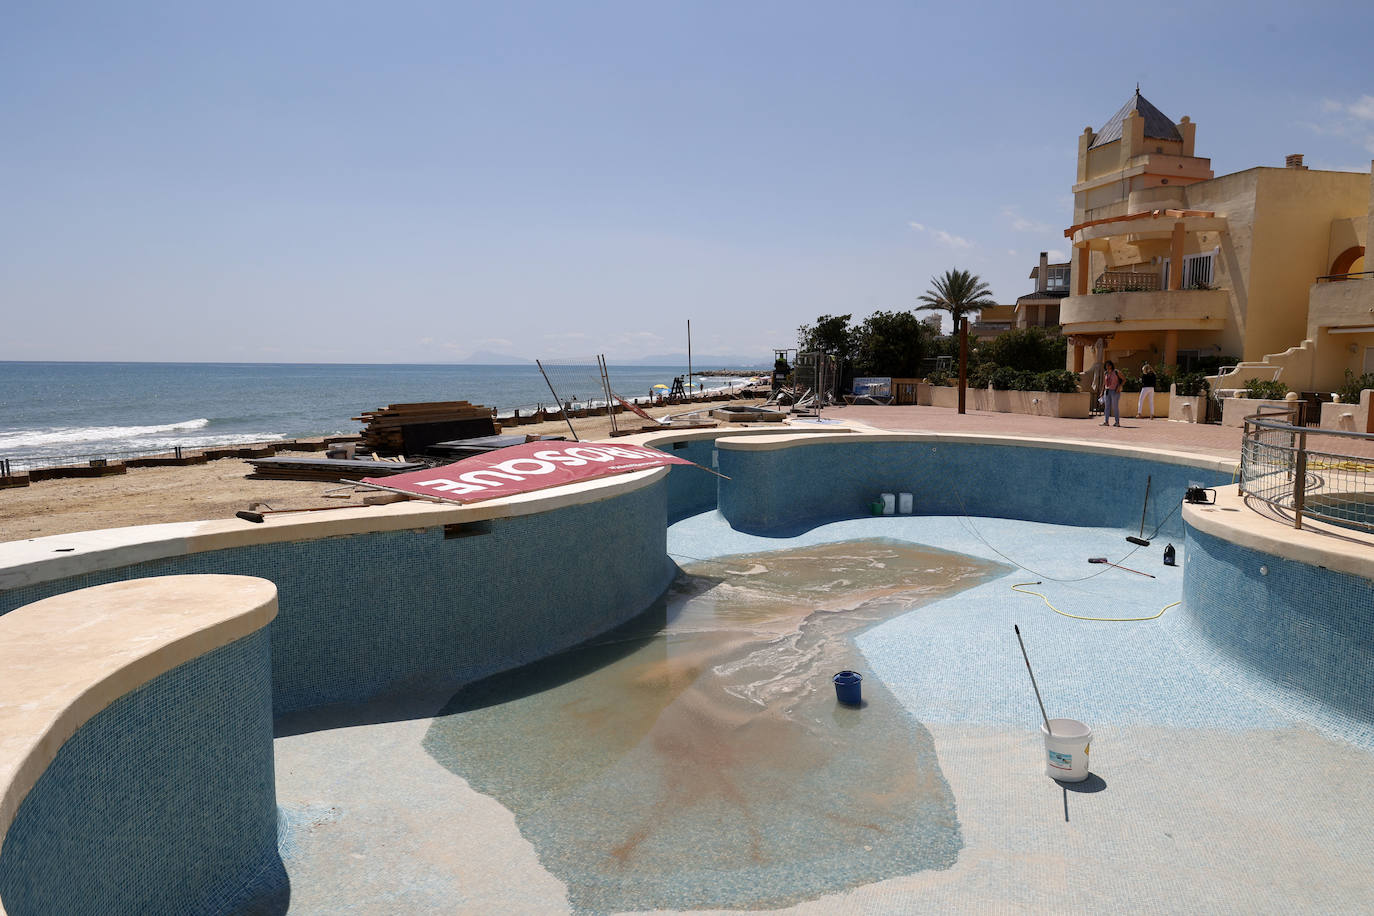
[1137,363,1157,419]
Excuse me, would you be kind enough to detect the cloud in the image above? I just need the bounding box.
[1002,206,1055,234]
[1349,95,1374,121]
[1307,96,1374,154]
[908,220,974,249]
[1048,249,1068,262]
[933,230,973,249]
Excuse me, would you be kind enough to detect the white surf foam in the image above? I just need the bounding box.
[0,418,212,451]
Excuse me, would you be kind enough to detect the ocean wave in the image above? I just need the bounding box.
[133,432,285,451]
[0,418,212,452]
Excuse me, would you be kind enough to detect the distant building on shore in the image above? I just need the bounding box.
[1059,88,1373,392]
[969,302,1015,340]
[1016,251,1068,332]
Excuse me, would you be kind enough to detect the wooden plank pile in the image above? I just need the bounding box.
[353,401,498,455]
[246,457,427,482]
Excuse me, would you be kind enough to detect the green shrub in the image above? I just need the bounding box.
[989,366,1023,390]
[1152,365,1175,393]
[984,327,1067,373]
[925,369,952,387]
[969,363,995,389]
[1242,379,1289,400]
[1174,372,1210,397]
[1337,369,1374,404]
[1119,371,1140,393]
[1035,370,1081,393]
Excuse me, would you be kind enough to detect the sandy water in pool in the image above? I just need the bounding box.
[422,538,1005,911]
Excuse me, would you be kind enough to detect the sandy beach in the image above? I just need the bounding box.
[0,399,771,540]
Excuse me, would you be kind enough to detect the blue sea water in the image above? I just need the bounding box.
[0,361,765,464]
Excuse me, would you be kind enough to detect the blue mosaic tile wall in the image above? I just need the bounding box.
[1182,524,1374,732]
[0,629,283,916]
[1,478,674,716]
[660,438,720,522]
[717,440,1231,537]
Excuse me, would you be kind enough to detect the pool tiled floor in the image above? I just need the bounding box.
[272,510,1374,913]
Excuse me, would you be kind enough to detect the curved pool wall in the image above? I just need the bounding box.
[0,473,674,716]
[0,629,281,916]
[712,433,1233,537]
[1181,498,1374,740]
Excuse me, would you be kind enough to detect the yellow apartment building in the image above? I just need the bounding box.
[1059,89,1373,393]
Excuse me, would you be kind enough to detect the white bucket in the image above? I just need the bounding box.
[880,492,896,515]
[1041,718,1091,782]
[898,492,913,514]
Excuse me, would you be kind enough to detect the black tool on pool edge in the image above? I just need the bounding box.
[1014,625,1054,736]
[1126,475,1152,546]
[1088,557,1156,578]
[235,505,358,524]
[1185,486,1216,505]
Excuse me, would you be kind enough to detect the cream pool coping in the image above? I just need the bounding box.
[620,421,860,448]
[708,428,1241,475]
[1184,488,1374,580]
[0,575,278,845]
[0,465,672,592]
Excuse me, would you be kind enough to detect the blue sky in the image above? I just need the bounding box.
[3,1,1372,364]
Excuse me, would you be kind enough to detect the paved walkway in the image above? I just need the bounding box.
[817,404,1243,460]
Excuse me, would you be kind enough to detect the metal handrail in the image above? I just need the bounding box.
[1244,411,1374,442]
[1315,269,1374,283]
[1240,407,1374,532]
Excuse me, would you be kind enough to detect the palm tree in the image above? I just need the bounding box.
[916,268,998,329]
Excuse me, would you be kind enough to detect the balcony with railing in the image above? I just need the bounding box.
[1309,269,1374,336]
[1091,270,1160,293]
[1061,288,1226,335]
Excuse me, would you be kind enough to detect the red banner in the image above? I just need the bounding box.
[360,441,695,504]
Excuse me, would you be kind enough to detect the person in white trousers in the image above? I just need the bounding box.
[1136,363,1157,419]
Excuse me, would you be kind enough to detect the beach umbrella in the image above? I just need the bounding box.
[651,384,669,391]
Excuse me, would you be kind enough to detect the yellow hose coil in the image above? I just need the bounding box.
[1011,581,1181,622]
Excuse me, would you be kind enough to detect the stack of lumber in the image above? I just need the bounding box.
[246,457,426,482]
[353,401,498,455]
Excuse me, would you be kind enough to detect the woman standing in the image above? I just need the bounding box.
[1136,363,1157,419]
[1102,360,1123,427]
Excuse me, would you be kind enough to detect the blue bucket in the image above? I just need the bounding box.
[832,670,863,706]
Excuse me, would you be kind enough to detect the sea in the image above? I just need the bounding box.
[0,361,767,468]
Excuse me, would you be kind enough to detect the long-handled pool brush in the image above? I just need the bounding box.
[1088,557,1155,578]
[1126,475,1152,546]
[1014,625,1054,736]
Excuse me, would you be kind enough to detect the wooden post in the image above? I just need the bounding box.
[958,317,968,415]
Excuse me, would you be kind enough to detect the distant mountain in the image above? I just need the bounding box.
[613,353,771,369]
[456,350,535,365]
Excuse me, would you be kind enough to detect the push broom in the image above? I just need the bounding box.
[1127,475,1151,546]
